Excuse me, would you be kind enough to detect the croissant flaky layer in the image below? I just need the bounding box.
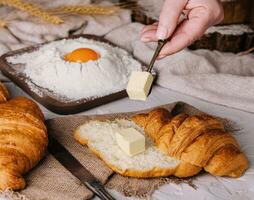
[0,96,47,190]
[131,108,248,178]
[0,82,9,103]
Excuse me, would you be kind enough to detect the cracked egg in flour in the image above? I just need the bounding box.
[7,38,142,100]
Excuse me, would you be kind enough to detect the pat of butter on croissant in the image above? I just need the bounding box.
[115,127,145,156]
[126,71,154,101]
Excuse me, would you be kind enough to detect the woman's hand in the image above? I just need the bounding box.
[140,0,224,59]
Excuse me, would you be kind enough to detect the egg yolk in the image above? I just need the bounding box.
[64,48,100,63]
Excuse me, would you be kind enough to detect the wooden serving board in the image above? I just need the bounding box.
[130,0,254,53]
[131,0,253,25]
[189,29,254,53]
[0,34,148,115]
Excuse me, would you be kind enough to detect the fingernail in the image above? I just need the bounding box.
[156,25,168,40]
[141,36,151,42]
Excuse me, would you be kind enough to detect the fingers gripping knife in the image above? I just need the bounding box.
[126,39,167,101]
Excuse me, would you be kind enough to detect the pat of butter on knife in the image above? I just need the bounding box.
[115,127,145,156]
[126,71,154,101]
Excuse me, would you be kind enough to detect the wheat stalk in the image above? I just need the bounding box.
[48,5,121,16]
[0,0,63,24]
[48,1,142,16]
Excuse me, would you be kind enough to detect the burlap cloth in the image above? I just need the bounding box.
[3,102,206,200]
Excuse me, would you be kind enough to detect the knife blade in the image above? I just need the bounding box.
[48,135,115,200]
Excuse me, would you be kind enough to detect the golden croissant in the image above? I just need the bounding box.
[0,82,9,103]
[131,108,248,178]
[0,93,47,190]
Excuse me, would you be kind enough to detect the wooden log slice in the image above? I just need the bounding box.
[189,25,254,53]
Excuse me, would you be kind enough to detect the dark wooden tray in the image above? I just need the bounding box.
[0,34,147,115]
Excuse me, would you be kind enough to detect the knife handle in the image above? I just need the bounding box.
[48,135,115,200]
[147,39,167,73]
[86,181,116,200]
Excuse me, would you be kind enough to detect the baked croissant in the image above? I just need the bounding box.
[131,108,248,178]
[0,82,9,103]
[0,96,47,190]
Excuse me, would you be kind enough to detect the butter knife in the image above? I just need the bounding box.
[147,39,168,73]
[48,135,115,200]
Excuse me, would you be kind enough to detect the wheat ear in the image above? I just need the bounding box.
[0,0,63,24]
[47,5,120,16]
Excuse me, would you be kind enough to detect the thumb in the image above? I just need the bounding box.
[157,0,188,40]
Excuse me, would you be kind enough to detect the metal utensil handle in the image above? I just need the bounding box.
[48,135,115,200]
[86,181,116,200]
[147,39,167,73]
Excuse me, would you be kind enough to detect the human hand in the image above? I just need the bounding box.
[140,0,224,59]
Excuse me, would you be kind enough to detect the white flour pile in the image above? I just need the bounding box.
[7,38,142,100]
